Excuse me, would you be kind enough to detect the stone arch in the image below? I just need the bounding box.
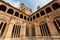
[24,16,27,20]
[0,5,7,12]
[14,12,19,17]
[53,16,60,21]
[40,11,45,16]
[7,8,14,15]
[45,7,52,13]
[51,14,60,22]
[0,16,8,22]
[20,14,23,19]
[52,3,60,10]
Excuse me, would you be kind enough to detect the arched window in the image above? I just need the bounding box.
[30,17,32,21]
[24,16,26,20]
[14,12,19,17]
[0,19,7,37]
[52,3,60,10]
[33,16,35,20]
[40,11,45,16]
[0,22,3,30]
[26,25,29,37]
[11,24,21,38]
[31,25,35,36]
[45,7,52,13]
[53,16,60,33]
[39,23,51,36]
[36,13,40,18]
[27,18,29,21]
[7,9,14,15]
[0,5,7,12]
[20,14,23,19]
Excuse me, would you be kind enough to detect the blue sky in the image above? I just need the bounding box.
[3,0,52,13]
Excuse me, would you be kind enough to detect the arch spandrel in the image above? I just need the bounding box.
[53,16,60,20]
[0,16,8,22]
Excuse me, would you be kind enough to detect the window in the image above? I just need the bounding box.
[26,25,29,37]
[0,22,3,30]
[52,3,60,10]
[14,12,19,17]
[7,9,14,15]
[0,5,7,12]
[11,24,21,38]
[40,11,45,16]
[27,18,29,21]
[53,16,60,33]
[40,23,51,36]
[33,16,35,20]
[20,14,23,19]
[0,19,7,37]
[36,13,40,18]
[1,23,7,36]
[30,17,32,21]
[31,25,35,36]
[45,7,52,13]
[24,16,26,20]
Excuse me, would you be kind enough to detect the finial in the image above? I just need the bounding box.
[37,5,40,10]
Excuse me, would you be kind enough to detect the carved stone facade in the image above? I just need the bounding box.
[0,0,60,40]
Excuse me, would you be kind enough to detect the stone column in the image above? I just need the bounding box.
[29,24,32,37]
[5,18,15,40]
[20,21,26,37]
[20,21,26,40]
[34,22,41,37]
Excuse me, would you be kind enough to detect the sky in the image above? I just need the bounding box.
[3,0,52,13]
